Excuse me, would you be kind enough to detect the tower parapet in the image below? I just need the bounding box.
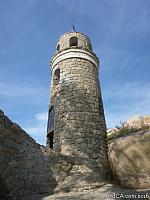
[55,32,93,53]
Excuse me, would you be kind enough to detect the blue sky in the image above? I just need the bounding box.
[0,0,150,145]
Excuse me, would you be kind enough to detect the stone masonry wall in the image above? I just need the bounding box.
[108,130,150,189]
[50,57,110,190]
[0,110,73,200]
[52,58,107,155]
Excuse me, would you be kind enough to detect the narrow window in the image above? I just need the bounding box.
[88,43,92,51]
[70,36,78,47]
[47,131,54,149]
[53,68,60,84]
[47,106,55,149]
[47,105,54,132]
[57,44,60,51]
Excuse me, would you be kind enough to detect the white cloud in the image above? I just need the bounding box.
[0,82,48,105]
[24,112,48,145]
[104,82,150,128]
[35,112,48,121]
[0,82,46,97]
[104,82,150,100]
[0,39,28,55]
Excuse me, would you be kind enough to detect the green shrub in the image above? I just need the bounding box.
[109,121,149,140]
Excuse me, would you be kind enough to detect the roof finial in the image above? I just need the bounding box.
[72,25,76,32]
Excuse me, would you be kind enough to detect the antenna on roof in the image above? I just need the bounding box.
[72,25,76,32]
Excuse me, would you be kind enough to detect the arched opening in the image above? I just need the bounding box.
[57,44,60,51]
[70,36,78,47]
[53,68,60,85]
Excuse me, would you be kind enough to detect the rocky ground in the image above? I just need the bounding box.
[22,184,150,200]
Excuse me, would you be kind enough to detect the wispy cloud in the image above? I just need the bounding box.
[0,39,28,55]
[24,112,48,145]
[104,82,150,128]
[104,82,150,100]
[35,112,48,121]
[0,82,48,105]
[54,0,150,38]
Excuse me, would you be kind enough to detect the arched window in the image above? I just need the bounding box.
[53,68,60,84]
[70,36,78,47]
[57,44,60,51]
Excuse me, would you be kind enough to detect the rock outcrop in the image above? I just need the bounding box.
[127,115,150,128]
[108,130,150,189]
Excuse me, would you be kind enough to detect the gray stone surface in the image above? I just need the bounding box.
[108,130,150,189]
[21,184,150,200]
[0,110,72,200]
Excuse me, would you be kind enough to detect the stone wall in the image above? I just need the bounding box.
[0,110,53,199]
[108,130,150,189]
[49,56,110,189]
[0,110,72,200]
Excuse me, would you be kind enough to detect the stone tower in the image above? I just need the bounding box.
[47,32,110,188]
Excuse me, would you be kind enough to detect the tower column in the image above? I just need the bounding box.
[47,32,110,189]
